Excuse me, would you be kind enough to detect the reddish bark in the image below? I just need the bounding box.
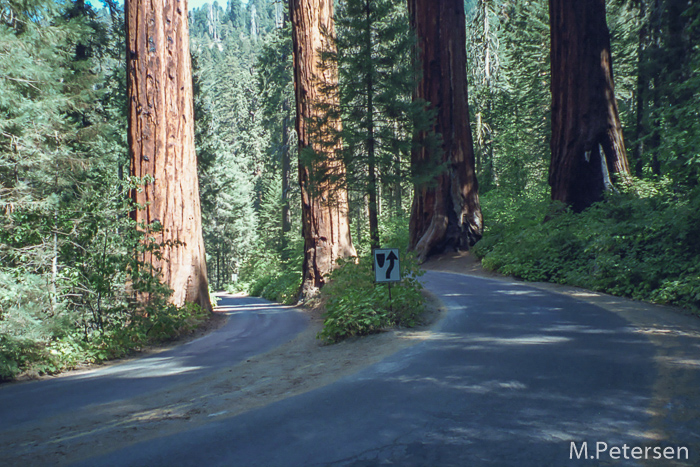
[407,0,483,262]
[126,0,212,311]
[289,0,355,298]
[549,0,631,212]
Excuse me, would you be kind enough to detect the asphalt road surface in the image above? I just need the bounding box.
[2,271,699,466]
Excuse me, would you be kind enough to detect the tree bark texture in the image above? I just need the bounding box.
[289,0,355,298]
[407,0,483,263]
[549,0,631,212]
[126,0,212,312]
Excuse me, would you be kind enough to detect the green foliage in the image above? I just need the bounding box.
[0,1,209,382]
[474,180,700,312]
[236,231,303,305]
[468,0,550,195]
[306,0,437,247]
[614,0,700,185]
[191,1,295,292]
[318,251,425,343]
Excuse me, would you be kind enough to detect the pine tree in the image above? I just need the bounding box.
[289,0,356,297]
[475,0,551,195]
[323,0,424,250]
[256,20,296,252]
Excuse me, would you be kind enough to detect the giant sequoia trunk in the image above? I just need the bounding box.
[289,0,355,298]
[407,0,483,262]
[549,0,631,212]
[126,0,212,312]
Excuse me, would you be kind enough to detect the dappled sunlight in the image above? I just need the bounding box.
[73,357,203,380]
[475,335,571,345]
[493,288,547,297]
[634,326,700,339]
[215,303,297,315]
[541,323,620,334]
[395,330,571,347]
[392,375,528,394]
[569,291,603,298]
[657,356,700,369]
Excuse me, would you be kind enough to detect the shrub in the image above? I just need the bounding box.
[474,180,700,312]
[318,252,425,343]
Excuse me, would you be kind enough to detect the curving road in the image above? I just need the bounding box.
[2,271,700,466]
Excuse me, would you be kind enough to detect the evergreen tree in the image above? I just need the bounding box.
[227,0,246,31]
[467,0,503,191]
[256,20,297,252]
[472,0,551,196]
[126,0,212,311]
[290,0,356,297]
[325,0,431,250]
[0,0,191,378]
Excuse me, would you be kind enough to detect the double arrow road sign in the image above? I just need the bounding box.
[374,248,400,283]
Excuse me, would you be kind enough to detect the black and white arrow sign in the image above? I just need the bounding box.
[374,248,401,283]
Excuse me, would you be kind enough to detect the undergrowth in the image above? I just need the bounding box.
[0,203,212,382]
[318,216,426,342]
[317,252,425,342]
[473,179,700,312]
[233,232,304,305]
[0,299,209,382]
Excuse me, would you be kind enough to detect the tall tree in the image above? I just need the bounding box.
[126,0,212,311]
[289,0,356,297]
[548,0,631,212]
[407,0,483,262]
[330,0,420,251]
[256,19,295,252]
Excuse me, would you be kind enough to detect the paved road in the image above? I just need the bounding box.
[78,272,698,466]
[0,295,308,433]
[3,272,699,466]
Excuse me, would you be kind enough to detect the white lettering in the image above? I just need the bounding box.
[570,442,588,460]
[571,442,688,461]
[596,442,608,459]
[621,444,630,459]
[610,446,621,459]
[631,446,642,459]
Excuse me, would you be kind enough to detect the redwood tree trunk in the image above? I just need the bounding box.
[126,0,212,312]
[407,0,483,263]
[289,0,355,298]
[549,0,631,212]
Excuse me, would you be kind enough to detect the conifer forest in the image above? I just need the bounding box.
[1,0,699,380]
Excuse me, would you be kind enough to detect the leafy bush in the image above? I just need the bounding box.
[318,252,425,343]
[0,201,212,382]
[474,180,700,312]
